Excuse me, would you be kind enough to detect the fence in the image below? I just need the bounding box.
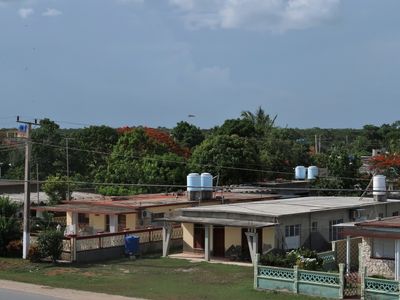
[332,237,362,271]
[32,226,183,263]
[363,274,400,300]
[254,254,345,299]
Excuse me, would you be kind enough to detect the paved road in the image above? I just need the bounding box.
[0,288,62,300]
[0,280,146,300]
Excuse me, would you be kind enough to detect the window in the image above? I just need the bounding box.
[393,211,399,217]
[378,213,384,219]
[151,213,164,222]
[311,221,318,232]
[118,214,127,230]
[285,224,301,237]
[78,213,89,225]
[329,219,343,241]
[372,238,395,259]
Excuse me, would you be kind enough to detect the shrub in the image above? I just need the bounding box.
[260,248,323,271]
[28,244,41,262]
[43,175,74,205]
[37,229,64,263]
[5,240,22,257]
[0,196,21,255]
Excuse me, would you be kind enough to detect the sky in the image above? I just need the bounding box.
[0,0,399,129]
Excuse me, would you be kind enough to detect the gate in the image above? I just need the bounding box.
[344,272,361,298]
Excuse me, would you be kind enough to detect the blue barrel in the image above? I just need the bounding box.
[125,235,140,255]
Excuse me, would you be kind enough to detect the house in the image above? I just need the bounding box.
[162,195,400,264]
[339,216,400,280]
[32,192,280,236]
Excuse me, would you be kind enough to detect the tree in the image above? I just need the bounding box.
[0,196,21,255]
[97,128,187,195]
[189,135,260,184]
[171,121,204,149]
[37,229,64,263]
[216,118,257,138]
[241,106,277,137]
[43,175,72,205]
[31,118,64,179]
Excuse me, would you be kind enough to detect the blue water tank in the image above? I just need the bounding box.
[307,166,319,180]
[295,166,306,180]
[187,173,201,192]
[201,173,213,191]
[125,235,140,255]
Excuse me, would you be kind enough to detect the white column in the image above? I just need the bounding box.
[162,223,172,257]
[109,215,118,233]
[395,240,400,280]
[72,212,78,235]
[246,228,258,265]
[346,235,351,274]
[204,225,210,261]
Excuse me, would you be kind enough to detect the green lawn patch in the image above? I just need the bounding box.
[0,256,323,300]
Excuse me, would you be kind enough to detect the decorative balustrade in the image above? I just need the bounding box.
[258,266,294,281]
[365,277,399,294]
[76,237,100,251]
[298,270,340,285]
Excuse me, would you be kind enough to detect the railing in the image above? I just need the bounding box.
[364,277,400,298]
[255,255,344,299]
[318,250,337,271]
[74,225,182,253]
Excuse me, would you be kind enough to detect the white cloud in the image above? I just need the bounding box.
[169,0,340,32]
[18,7,34,19]
[42,8,62,17]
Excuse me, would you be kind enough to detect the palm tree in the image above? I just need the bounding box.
[241,106,277,136]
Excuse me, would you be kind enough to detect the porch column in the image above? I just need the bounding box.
[71,212,78,235]
[395,240,400,280]
[162,223,173,257]
[346,235,351,274]
[109,214,118,233]
[245,228,258,265]
[204,225,211,261]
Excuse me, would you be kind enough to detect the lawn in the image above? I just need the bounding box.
[0,256,323,300]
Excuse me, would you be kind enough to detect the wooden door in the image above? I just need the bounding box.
[213,227,225,257]
[194,224,205,249]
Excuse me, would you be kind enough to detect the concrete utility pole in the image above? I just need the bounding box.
[65,138,74,201]
[17,116,38,259]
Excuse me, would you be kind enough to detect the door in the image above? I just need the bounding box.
[194,224,205,249]
[241,228,263,260]
[213,227,225,257]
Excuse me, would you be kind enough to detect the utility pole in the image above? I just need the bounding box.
[65,138,74,201]
[36,163,39,204]
[17,116,38,259]
[315,134,318,154]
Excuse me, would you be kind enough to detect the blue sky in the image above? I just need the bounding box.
[0,0,399,129]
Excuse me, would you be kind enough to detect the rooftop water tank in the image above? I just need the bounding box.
[201,173,213,200]
[295,166,306,180]
[307,166,319,180]
[373,175,387,202]
[187,173,201,201]
[187,173,201,192]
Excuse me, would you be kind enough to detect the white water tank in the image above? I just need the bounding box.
[187,173,201,201]
[201,173,213,200]
[295,166,306,180]
[373,175,386,199]
[307,166,319,180]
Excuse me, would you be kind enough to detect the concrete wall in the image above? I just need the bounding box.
[182,223,194,252]
[89,214,105,231]
[359,237,395,279]
[224,227,241,250]
[262,227,275,251]
[125,213,137,230]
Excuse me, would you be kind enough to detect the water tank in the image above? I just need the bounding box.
[295,166,306,180]
[125,235,140,256]
[373,175,387,202]
[307,166,319,180]
[187,173,201,201]
[201,173,213,200]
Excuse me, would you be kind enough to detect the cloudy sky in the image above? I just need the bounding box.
[0,0,399,129]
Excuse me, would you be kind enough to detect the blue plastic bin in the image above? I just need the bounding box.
[125,235,140,255]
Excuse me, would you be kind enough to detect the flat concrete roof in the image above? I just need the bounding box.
[166,216,276,228]
[178,196,400,218]
[33,203,137,215]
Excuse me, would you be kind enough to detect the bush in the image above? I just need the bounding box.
[28,245,41,262]
[43,175,74,205]
[6,240,22,257]
[260,248,323,271]
[37,230,64,263]
[0,196,21,255]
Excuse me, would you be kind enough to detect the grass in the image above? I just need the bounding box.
[0,256,323,300]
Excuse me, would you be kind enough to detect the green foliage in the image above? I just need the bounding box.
[43,175,73,205]
[241,106,277,137]
[216,118,257,138]
[5,240,22,257]
[0,196,21,255]
[37,229,64,263]
[97,129,187,195]
[171,121,204,149]
[189,134,260,184]
[260,248,323,271]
